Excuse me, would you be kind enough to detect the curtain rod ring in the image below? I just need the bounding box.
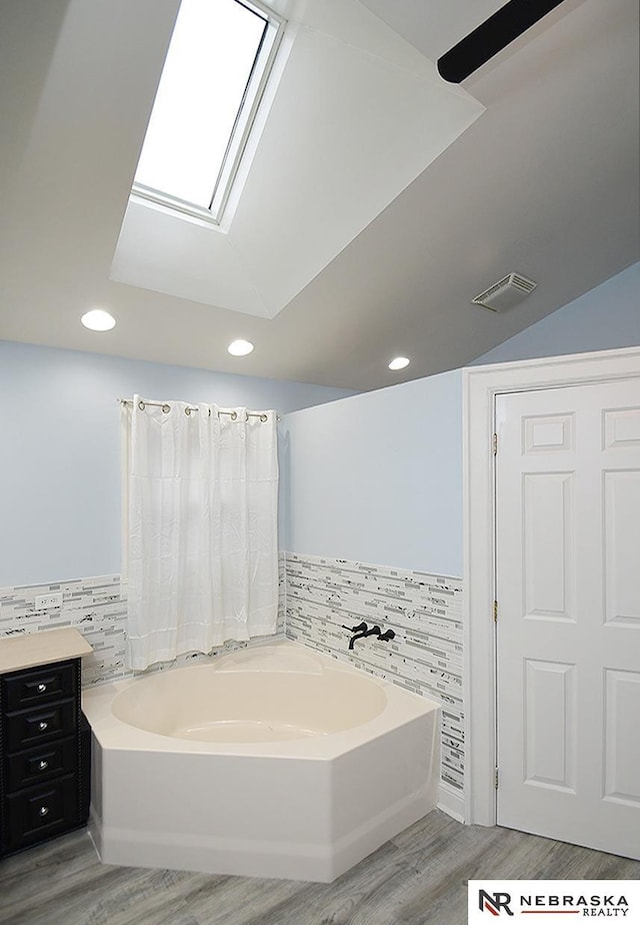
[260,413,268,423]
[185,407,191,416]
[230,411,237,421]
[162,403,170,414]
[138,400,145,411]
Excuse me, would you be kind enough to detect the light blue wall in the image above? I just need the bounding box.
[282,262,639,579]
[472,261,640,365]
[281,369,463,577]
[3,264,637,588]
[0,341,354,587]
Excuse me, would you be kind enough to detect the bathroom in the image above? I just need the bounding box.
[2,266,639,919]
[1,0,640,922]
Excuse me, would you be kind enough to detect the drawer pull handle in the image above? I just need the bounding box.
[38,721,48,731]
[39,806,49,817]
[39,760,49,771]
[37,683,47,693]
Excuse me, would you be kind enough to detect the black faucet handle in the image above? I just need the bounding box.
[378,629,396,642]
[342,621,368,633]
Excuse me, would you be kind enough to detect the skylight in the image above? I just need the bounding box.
[133,0,284,224]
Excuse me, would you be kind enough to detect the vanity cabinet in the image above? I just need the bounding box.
[0,657,91,857]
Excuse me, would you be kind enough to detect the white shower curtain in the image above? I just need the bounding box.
[122,396,279,670]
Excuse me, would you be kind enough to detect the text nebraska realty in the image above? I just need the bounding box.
[523,894,629,916]
[485,891,630,916]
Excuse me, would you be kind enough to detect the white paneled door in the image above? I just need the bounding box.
[495,379,640,860]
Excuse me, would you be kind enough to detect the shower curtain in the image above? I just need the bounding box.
[122,396,279,670]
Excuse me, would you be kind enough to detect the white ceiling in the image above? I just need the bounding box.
[112,0,483,319]
[0,0,638,391]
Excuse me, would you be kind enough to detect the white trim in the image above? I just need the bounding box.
[463,345,640,827]
[209,5,286,222]
[120,399,131,581]
[130,185,223,229]
[438,782,466,824]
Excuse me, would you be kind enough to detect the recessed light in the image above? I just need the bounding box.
[388,356,410,371]
[228,339,254,357]
[81,309,116,331]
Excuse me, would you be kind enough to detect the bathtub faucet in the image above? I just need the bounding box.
[341,621,369,648]
[342,621,368,636]
[341,622,396,649]
[345,623,382,649]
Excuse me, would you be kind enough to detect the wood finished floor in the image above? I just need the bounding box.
[1,811,638,925]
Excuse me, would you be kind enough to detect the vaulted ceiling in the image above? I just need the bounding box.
[0,0,638,390]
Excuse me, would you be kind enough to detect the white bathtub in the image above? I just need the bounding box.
[82,641,440,882]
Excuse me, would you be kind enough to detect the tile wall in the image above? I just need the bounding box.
[0,554,464,793]
[0,575,128,686]
[0,569,287,686]
[283,552,464,794]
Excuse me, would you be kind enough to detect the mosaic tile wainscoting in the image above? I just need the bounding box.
[0,558,463,814]
[1,564,288,687]
[282,552,465,817]
[0,575,129,686]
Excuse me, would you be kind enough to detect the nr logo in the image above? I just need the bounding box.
[478,890,514,916]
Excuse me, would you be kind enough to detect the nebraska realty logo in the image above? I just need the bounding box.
[469,881,640,923]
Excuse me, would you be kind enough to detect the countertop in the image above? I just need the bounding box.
[0,627,93,674]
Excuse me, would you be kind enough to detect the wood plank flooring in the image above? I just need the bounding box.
[1,811,638,925]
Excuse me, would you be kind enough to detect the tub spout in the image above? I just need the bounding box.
[348,625,381,649]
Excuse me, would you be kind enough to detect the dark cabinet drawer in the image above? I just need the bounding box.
[4,736,77,794]
[4,775,78,852]
[0,656,89,859]
[4,699,76,753]
[2,661,76,711]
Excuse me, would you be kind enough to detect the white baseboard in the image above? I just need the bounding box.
[438,781,465,823]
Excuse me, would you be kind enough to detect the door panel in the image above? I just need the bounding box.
[604,470,640,624]
[524,659,576,791]
[523,412,574,454]
[603,407,640,448]
[496,379,640,860]
[523,472,574,619]
[603,669,640,806]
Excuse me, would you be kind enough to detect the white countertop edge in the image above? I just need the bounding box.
[0,627,93,674]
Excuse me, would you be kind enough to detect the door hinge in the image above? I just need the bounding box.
[495,767,499,789]
[492,432,498,455]
[493,600,498,622]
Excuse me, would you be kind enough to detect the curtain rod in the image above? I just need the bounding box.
[118,398,279,422]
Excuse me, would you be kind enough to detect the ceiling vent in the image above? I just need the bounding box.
[472,273,537,312]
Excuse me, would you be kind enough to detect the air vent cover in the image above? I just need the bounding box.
[472,273,537,312]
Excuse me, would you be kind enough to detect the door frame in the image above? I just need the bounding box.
[462,345,640,827]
